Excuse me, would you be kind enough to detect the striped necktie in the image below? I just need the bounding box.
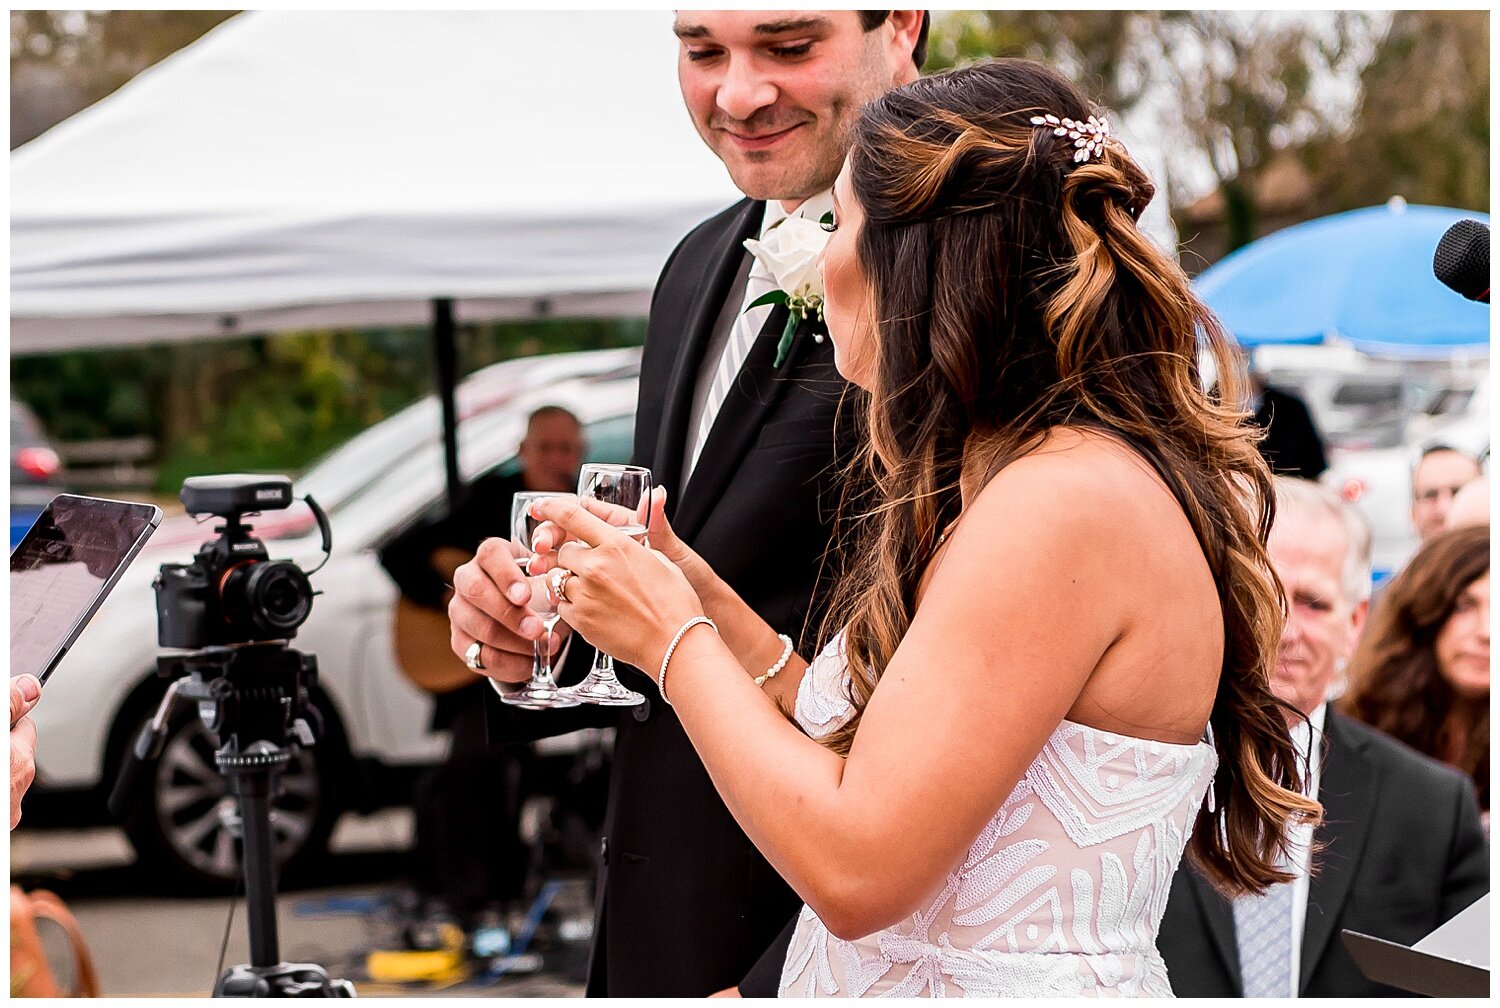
[683,241,779,480]
[1234,878,1295,998]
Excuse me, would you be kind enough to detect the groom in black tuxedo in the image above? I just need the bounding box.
[450,11,930,997]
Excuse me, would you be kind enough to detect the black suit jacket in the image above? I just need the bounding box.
[485,199,854,995]
[1158,712,1489,997]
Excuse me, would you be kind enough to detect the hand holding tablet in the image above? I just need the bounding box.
[10,494,161,690]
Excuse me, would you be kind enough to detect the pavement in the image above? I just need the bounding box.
[9,809,591,998]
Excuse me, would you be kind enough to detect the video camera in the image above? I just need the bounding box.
[155,475,330,648]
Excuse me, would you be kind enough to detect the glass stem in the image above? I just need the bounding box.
[532,619,561,690]
[590,648,619,684]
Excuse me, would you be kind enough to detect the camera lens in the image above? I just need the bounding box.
[225,560,313,639]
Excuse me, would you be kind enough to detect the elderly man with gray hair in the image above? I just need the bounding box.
[1158,476,1488,997]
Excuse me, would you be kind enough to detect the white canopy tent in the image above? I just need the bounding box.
[12,10,1180,354]
[10,10,740,352]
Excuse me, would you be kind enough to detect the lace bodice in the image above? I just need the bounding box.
[780,633,1218,998]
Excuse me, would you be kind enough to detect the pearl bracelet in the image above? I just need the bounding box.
[658,616,718,706]
[754,633,795,687]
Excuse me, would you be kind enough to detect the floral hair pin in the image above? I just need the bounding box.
[1029,113,1111,163]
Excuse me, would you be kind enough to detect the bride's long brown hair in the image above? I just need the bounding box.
[817,59,1318,896]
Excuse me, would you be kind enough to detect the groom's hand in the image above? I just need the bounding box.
[448,536,570,683]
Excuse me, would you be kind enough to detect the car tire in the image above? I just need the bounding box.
[119,690,347,892]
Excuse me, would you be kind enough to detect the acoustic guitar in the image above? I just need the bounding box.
[392,595,481,695]
[389,544,487,695]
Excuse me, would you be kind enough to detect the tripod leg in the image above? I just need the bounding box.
[236,769,282,969]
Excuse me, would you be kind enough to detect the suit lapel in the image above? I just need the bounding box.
[1300,713,1377,991]
[652,199,763,503]
[672,306,811,542]
[1188,869,1243,992]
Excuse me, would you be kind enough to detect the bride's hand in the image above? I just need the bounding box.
[533,488,712,591]
[530,495,707,673]
[528,494,643,574]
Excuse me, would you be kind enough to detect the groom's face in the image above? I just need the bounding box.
[674,11,902,203]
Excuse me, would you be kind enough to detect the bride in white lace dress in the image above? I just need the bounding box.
[779,633,1217,996]
[523,58,1319,997]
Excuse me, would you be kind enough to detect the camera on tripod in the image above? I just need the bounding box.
[155,475,322,648]
[111,474,352,996]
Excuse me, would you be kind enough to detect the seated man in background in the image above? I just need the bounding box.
[1158,476,1488,997]
[380,405,586,941]
[1411,443,1482,541]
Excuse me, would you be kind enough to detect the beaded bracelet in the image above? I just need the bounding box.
[754,633,795,687]
[658,616,718,705]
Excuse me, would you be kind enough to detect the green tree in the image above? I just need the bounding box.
[11,10,237,148]
[926,11,1383,253]
[1156,12,1380,250]
[926,10,1159,114]
[12,319,647,495]
[1308,10,1489,214]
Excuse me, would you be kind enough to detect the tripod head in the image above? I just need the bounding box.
[156,643,320,767]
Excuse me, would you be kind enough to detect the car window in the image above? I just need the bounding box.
[294,349,641,515]
[584,414,635,465]
[1331,380,1403,408]
[1424,387,1475,417]
[1260,372,1309,401]
[464,413,635,480]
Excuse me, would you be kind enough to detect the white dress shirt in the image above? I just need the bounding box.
[1284,701,1327,997]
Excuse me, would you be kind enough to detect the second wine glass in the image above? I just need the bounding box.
[564,464,650,706]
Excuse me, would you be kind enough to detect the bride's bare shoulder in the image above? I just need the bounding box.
[946,428,1204,579]
[977,427,1176,511]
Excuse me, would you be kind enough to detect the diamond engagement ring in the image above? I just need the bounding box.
[550,567,575,604]
[464,640,485,672]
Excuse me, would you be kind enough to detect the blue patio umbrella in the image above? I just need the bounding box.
[1194,201,1490,358]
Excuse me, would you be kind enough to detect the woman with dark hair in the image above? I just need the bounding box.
[498,59,1316,996]
[1344,525,1489,814]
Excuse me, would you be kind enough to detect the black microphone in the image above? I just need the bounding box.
[1433,219,1489,303]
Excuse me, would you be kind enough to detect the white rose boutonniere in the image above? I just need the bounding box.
[742,213,833,368]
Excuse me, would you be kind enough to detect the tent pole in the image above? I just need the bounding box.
[431,297,462,513]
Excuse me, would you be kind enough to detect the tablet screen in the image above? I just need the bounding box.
[11,495,161,683]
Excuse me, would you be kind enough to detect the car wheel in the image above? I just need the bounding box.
[120,695,345,892]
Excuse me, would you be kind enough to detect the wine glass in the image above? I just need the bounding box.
[562,464,651,706]
[500,491,580,710]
